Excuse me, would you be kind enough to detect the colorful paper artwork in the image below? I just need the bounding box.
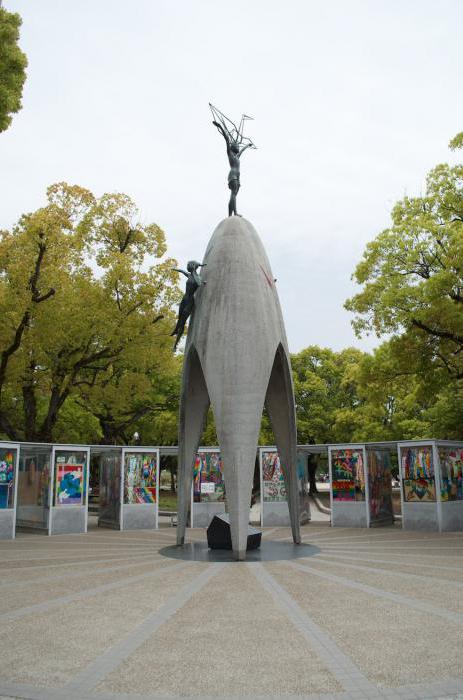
[438,448,463,501]
[0,450,15,509]
[124,453,157,505]
[331,449,365,501]
[127,486,156,503]
[193,451,225,503]
[56,461,84,505]
[367,450,393,522]
[400,446,435,502]
[262,451,286,502]
[403,479,436,502]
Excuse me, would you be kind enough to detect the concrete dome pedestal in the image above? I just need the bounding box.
[176,217,301,560]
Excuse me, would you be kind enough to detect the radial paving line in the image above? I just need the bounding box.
[306,534,450,546]
[303,534,463,548]
[0,557,168,590]
[2,678,463,700]
[275,531,428,545]
[2,536,164,546]
[250,563,378,695]
[1,540,163,550]
[0,560,195,622]
[271,527,350,541]
[261,527,280,538]
[297,529,410,541]
[318,551,463,574]
[318,540,463,551]
[288,560,463,624]
[0,550,161,566]
[320,543,463,565]
[0,546,148,555]
[314,554,463,586]
[0,552,163,575]
[64,563,225,695]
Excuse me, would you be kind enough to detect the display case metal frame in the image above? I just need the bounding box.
[0,442,20,539]
[120,447,160,530]
[190,447,226,528]
[49,444,91,535]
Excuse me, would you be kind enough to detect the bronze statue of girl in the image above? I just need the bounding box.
[210,103,256,217]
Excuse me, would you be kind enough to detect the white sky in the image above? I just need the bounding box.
[1,0,462,353]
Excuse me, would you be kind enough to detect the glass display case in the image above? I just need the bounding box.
[367,448,394,526]
[49,447,90,534]
[331,448,365,502]
[329,445,368,527]
[0,444,19,539]
[16,444,52,531]
[121,449,159,530]
[190,449,226,527]
[98,449,122,529]
[259,448,311,526]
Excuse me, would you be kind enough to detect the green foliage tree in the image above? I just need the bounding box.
[333,340,434,442]
[291,345,365,444]
[345,133,463,381]
[344,132,463,442]
[0,5,27,132]
[0,183,180,443]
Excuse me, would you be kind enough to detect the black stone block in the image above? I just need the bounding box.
[207,513,262,550]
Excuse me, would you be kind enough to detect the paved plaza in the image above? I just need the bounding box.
[2,523,463,700]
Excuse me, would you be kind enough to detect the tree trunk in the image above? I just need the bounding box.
[36,385,69,442]
[22,379,37,442]
[0,413,22,441]
[307,454,318,494]
[170,461,176,493]
[100,421,119,445]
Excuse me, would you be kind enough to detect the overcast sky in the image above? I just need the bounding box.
[1,0,462,353]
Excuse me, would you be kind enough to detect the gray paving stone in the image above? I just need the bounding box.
[3,526,463,698]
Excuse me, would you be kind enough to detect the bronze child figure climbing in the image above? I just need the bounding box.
[171,261,206,350]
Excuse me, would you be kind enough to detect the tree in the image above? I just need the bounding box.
[291,345,365,444]
[289,345,366,491]
[333,340,436,442]
[0,5,27,132]
[345,133,463,382]
[0,183,180,443]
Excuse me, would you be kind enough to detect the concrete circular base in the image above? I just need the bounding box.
[160,539,320,562]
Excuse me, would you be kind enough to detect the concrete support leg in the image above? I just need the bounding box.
[265,344,301,544]
[213,390,266,561]
[220,439,261,561]
[177,346,210,546]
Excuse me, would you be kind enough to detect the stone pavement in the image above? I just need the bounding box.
[1,523,463,700]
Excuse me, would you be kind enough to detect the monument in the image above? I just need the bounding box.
[175,105,301,560]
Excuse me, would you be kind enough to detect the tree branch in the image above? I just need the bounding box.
[411,318,463,347]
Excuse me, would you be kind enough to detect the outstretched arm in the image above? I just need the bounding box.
[239,142,254,157]
[212,120,230,147]
[172,268,189,278]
